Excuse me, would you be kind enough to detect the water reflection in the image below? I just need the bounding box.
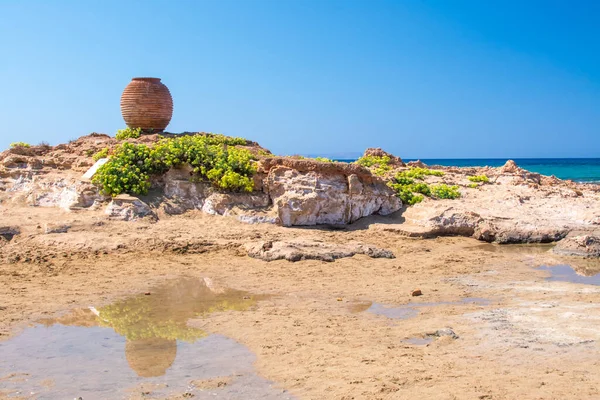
[0,277,288,399]
[538,264,600,285]
[38,277,264,378]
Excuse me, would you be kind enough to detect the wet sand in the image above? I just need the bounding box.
[1,208,600,399]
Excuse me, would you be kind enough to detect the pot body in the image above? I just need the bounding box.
[120,77,173,132]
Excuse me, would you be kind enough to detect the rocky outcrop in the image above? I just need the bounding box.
[244,239,395,262]
[105,195,156,221]
[265,166,401,226]
[553,234,600,257]
[159,159,401,226]
[0,226,20,241]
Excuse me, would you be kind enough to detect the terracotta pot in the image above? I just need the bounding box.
[120,77,173,132]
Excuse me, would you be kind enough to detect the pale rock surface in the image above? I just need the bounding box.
[374,160,600,243]
[553,233,600,257]
[266,166,401,226]
[105,195,156,221]
[244,238,395,262]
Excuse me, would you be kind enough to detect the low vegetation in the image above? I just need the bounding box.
[467,183,479,189]
[468,175,489,183]
[313,157,333,163]
[388,167,459,205]
[92,148,110,162]
[355,155,392,176]
[92,134,256,196]
[430,184,461,199]
[10,142,30,148]
[115,127,142,140]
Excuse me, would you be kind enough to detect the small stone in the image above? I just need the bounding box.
[427,328,459,339]
[144,292,151,296]
[337,297,343,301]
[411,289,422,297]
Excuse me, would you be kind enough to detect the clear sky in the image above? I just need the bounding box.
[1,0,599,158]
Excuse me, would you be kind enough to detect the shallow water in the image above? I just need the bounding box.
[0,277,289,399]
[365,297,489,320]
[538,265,600,285]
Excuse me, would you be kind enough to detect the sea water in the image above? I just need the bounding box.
[334,158,600,183]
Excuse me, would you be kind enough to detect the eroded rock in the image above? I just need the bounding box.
[244,239,395,262]
[553,234,600,257]
[266,166,401,226]
[105,195,156,221]
[0,226,20,241]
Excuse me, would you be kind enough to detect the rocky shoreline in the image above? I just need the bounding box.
[1,132,599,253]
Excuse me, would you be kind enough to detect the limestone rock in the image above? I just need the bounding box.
[105,195,156,221]
[553,234,600,257]
[244,239,395,262]
[266,166,401,226]
[44,224,71,234]
[0,226,20,241]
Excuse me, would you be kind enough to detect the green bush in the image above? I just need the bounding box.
[313,157,333,163]
[92,135,256,196]
[468,175,489,183]
[115,127,142,140]
[355,155,392,176]
[467,183,479,189]
[401,167,444,179]
[92,148,110,161]
[388,168,458,205]
[388,183,424,205]
[431,184,461,199]
[10,142,30,148]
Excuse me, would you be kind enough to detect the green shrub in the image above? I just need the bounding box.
[388,168,459,205]
[313,157,333,163]
[10,142,30,148]
[388,183,424,205]
[401,167,444,179]
[92,148,110,161]
[431,184,461,199]
[410,182,431,196]
[355,155,392,176]
[92,135,256,196]
[115,127,142,140]
[468,175,489,183]
[467,183,479,189]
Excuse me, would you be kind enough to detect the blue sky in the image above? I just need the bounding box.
[1,0,599,158]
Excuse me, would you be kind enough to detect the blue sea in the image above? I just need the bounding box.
[334,158,600,183]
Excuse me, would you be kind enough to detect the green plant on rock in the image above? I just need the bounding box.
[10,142,30,148]
[115,127,142,140]
[92,147,110,161]
[388,167,457,205]
[388,182,424,205]
[355,155,392,176]
[401,167,444,179]
[431,184,461,199]
[92,135,257,197]
[313,157,333,163]
[467,183,479,189]
[468,175,489,183]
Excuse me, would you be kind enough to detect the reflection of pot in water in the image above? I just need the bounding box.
[125,338,177,378]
